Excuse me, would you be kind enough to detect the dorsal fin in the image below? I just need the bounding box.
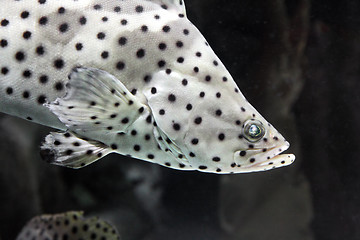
[150,0,187,16]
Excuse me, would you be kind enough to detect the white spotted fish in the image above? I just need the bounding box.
[16,211,120,240]
[0,0,295,173]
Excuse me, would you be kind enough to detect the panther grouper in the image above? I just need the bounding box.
[16,211,120,240]
[0,0,295,173]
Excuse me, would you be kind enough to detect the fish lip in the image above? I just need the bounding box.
[250,142,295,168]
[234,142,295,169]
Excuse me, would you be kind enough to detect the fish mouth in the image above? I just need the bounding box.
[234,142,295,172]
[253,142,295,169]
[252,142,295,169]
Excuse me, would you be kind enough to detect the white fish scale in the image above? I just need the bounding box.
[0,0,295,173]
[0,0,189,127]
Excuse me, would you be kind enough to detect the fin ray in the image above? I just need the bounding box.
[46,67,146,139]
[40,131,113,169]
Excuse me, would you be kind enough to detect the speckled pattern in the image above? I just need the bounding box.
[16,211,120,240]
[0,0,294,173]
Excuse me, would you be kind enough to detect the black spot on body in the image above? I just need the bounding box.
[39,75,48,84]
[22,70,32,78]
[173,123,181,131]
[191,138,199,145]
[186,104,192,111]
[176,41,183,48]
[21,11,30,19]
[121,118,129,124]
[135,5,144,13]
[218,133,225,141]
[177,57,184,63]
[162,25,170,32]
[101,51,109,59]
[15,51,26,62]
[1,19,9,27]
[36,45,45,55]
[37,95,46,104]
[58,7,65,14]
[118,37,127,45]
[79,16,87,25]
[54,82,63,91]
[158,42,167,50]
[1,67,9,75]
[213,157,221,162]
[194,117,202,124]
[97,32,106,40]
[168,94,176,102]
[6,87,13,95]
[158,60,166,68]
[121,19,128,25]
[66,149,73,155]
[59,23,69,33]
[141,25,148,32]
[54,59,64,69]
[39,16,48,25]
[116,61,125,70]
[22,91,30,99]
[136,49,145,58]
[93,4,102,10]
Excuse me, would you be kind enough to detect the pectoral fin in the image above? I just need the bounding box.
[40,131,112,169]
[46,67,146,140]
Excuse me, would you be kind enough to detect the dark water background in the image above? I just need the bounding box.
[1,0,359,239]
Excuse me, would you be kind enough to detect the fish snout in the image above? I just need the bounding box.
[232,141,295,172]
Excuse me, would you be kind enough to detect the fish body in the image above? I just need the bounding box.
[0,0,295,173]
[16,211,120,240]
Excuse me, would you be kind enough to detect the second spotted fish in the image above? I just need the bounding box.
[0,0,295,173]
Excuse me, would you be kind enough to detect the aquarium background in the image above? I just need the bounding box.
[1,0,359,239]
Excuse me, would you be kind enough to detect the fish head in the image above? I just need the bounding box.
[144,13,296,173]
[180,86,295,173]
[149,15,295,173]
[147,66,295,173]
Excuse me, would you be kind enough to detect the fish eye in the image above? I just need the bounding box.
[243,119,265,142]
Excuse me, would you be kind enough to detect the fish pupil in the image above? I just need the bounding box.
[249,124,261,138]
